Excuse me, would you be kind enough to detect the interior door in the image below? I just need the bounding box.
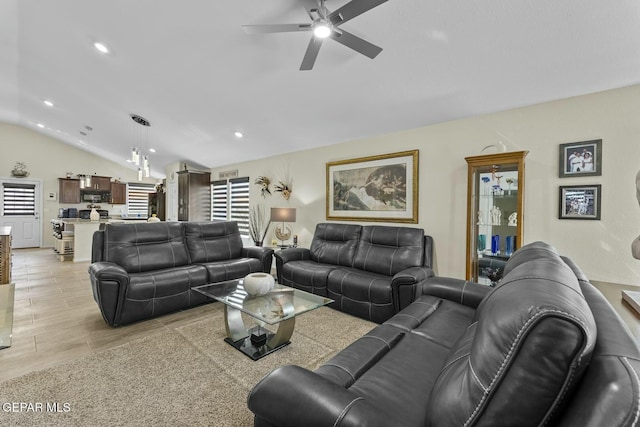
[0,179,41,248]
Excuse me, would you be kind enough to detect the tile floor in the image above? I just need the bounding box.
[0,248,638,384]
[0,248,219,383]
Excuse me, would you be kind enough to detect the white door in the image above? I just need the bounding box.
[0,179,41,248]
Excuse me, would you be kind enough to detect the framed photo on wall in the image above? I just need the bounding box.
[559,184,601,220]
[558,139,602,178]
[326,150,418,223]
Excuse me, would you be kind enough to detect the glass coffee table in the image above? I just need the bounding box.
[194,279,332,360]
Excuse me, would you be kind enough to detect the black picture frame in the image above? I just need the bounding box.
[559,185,602,220]
[558,139,602,178]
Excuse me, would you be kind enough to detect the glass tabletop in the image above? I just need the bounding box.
[193,280,333,325]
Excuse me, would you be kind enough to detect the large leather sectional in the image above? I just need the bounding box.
[88,221,273,326]
[249,241,640,426]
[275,223,435,323]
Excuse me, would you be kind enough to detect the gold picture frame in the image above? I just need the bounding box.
[326,150,418,223]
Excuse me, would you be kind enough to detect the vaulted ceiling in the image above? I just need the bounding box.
[1,0,639,178]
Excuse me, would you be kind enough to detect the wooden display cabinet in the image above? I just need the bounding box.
[465,151,528,285]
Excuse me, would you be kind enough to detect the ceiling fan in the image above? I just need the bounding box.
[242,0,389,70]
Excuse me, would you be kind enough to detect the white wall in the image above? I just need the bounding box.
[0,123,154,247]
[210,84,640,286]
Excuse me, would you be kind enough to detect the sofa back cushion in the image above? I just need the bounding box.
[309,223,362,267]
[103,222,190,273]
[353,226,424,276]
[426,242,596,427]
[183,221,243,263]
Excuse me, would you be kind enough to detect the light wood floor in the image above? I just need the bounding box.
[0,248,220,383]
[1,248,639,384]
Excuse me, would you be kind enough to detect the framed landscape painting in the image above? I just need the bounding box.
[559,184,601,220]
[559,139,602,178]
[326,150,418,223]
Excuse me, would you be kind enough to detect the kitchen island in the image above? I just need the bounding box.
[52,218,150,262]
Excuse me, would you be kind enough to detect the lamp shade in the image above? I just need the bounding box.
[270,207,296,223]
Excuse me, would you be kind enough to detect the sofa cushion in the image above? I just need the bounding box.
[104,222,190,273]
[201,258,265,283]
[353,226,424,276]
[280,260,339,297]
[309,223,362,267]
[327,267,395,323]
[426,249,597,426]
[120,264,209,324]
[183,221,243,263]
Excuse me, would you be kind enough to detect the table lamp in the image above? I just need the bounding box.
[270,207,296,247]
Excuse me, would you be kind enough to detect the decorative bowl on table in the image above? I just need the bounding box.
[243,273,275,296]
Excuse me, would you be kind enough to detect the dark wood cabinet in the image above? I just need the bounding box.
[59,178,81,204]
[89,176,111,191]
[110,182,126,204]
[177,171,211,221]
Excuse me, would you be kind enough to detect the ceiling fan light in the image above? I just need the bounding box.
[313,23,331,39]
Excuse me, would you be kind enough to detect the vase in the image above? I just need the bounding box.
[89,208,100,221]
[491,235,500,256]
[147,214,160,222]
[243,273,275,296]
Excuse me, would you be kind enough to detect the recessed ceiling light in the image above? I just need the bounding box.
[43,100,54,107]
[94,42,110,54]
[36,123,45,128]
[149,148,156,153]
[234,131,244,138]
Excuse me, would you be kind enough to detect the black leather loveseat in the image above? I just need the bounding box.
[249,241,640,426]
[275,223,434,323]
[88,221,273,326]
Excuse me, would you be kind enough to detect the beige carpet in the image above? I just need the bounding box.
[0,306,375,426]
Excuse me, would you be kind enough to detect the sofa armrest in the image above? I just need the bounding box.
[248,365,396,427]
[391,266,436,311]
[274,248,310,283]
[242,246,275,273]
[88,262,130,326]
[419,276,491,309]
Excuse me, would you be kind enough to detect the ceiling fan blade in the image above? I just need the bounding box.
[330,29,382,59]
[242,23,312,34]
[300,36,323,71]
[301,0,322,20]
[329,0,389,26]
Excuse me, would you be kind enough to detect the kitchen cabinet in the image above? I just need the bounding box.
[88,175,111,191]
[465,151,528,285]
[110,182,126,204]
[0,226,11,284]
[177,170,211,221]
[59,178,81,204]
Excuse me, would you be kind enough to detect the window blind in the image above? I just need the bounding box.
[127,183,155,218]
[210,177,250,237]
[2,183,36,216]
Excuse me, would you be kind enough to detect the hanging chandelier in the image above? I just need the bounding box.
[130,114,151,180]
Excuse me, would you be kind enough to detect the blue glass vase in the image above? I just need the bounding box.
[491,235,500,256]
[505,236,515,256]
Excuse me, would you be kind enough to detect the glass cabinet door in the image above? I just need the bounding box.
[465,151,528,285]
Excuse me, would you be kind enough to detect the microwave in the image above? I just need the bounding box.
[81,191,110,203]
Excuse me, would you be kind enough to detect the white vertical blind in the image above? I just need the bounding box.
[211,180,228,222]
[229,177,250,236]
[210,177,250,237]
[2,183,36,216]
[127,182,155,218]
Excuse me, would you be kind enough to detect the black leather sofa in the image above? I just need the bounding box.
[88,221,273,326]
[275,223,434,323]
[249,241,640,426]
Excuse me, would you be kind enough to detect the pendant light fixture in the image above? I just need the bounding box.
[130,114,151,181]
